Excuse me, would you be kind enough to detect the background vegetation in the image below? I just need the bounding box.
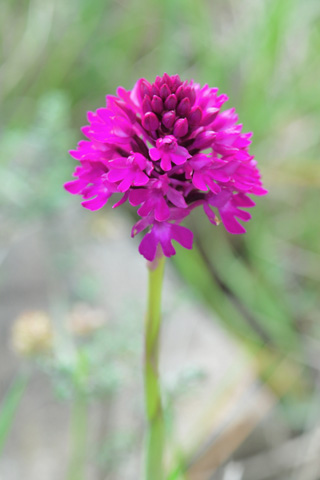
[1,0,320,479]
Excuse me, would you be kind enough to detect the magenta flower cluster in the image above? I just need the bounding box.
[65,74,267,261]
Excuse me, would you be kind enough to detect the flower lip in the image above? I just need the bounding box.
[66,73,267,261]
[149,135,191,172]
[156,136,177,151]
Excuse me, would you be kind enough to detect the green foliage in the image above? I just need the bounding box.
[39,319,140,401]
[0,375,28,455]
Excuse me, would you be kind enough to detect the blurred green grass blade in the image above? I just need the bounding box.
[166,467,187,480]
[204,234,301,352]
[173,244,264,347]
[0,374,28,455]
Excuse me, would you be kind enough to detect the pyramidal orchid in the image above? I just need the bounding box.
[65,73,267,261]
[65,74,267,480]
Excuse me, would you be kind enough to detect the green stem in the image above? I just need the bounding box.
[144,253,166,480]
[67,393,88,480]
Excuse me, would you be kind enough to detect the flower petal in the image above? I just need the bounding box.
[170,224,193,250]
[154,197,170,222]
[139,231,158,261]
[81,194,110,210]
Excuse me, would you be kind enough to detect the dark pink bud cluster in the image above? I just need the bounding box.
[65,74,267,261]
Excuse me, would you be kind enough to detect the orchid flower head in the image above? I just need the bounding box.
[65,73,267,261]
